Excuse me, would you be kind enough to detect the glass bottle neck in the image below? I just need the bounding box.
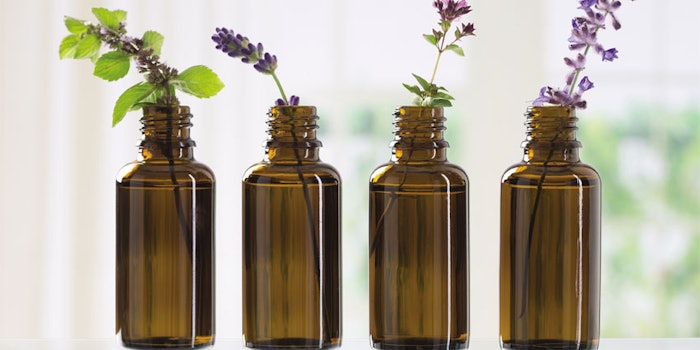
[264,106,322,163]
[138,105,195,161]
[391,106,449,162]
[521,105,581,164]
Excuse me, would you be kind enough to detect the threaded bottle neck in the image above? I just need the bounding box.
[138,104,195,161]
[391,106,449,162]
[522,105,581,163]
[265,106,322,162]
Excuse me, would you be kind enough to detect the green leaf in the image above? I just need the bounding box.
[171,65,224,98]
[412,73,431,91]
[91,7,125,32]
[142,30,164,56]
[446,44,465,56]
[422,34,437,46]
[94,51,131,81]
[434,91,455,100]
[59,35,80,59]
[430,98,453,107]
[113,82,156,126]
[74,34,101,59]
[64,16,87,35]
[402,83,422,95]
[112,9,127,23]
[131,88,166,110]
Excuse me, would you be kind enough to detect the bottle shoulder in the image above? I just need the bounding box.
[242,160,341,184]
[116,159,215,184]
[501,160,600,186]
[370,161,468,186]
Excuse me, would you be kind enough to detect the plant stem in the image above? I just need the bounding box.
[164,115,193,260]
[288,118,331,342]
[429,51,444,86]
[271,72,289,104]
[429,26,450,86]
[518,129,563,318]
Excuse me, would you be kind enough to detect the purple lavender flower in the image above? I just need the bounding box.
[533,0,628,109]
[433,0,472,23]
[579,0,597,9]
[275,95,300,106]
[602,48,618,61]
[213,27,298,105]
[568,23,603,53]
[253,52,278,75]
[578,76,594,91]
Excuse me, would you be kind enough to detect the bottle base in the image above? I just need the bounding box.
[372,338,467,350]
[245,338,341,350]
[120,337,214,349]
[501,340,598,350]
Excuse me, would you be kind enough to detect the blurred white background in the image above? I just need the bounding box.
[0,0,698,342]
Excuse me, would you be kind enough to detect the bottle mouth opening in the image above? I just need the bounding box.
[268,105,317,117]
[526,105,576,118]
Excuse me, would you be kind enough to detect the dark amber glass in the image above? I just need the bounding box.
[243,106,341,349]
[369,106,469,350]
[500,106,601,350]
[116,105,215,348]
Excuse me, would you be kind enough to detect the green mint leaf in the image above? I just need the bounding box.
[434,91,455,100]
[112,9,127,23]
[74,34,101,59]
[171,65,224,99]
[446,44,465,56]
[94,51,131,81]
[113,82,156,127]
[402,83,422,95]
[91,7,124,32]
[412,73,431,91]
[64,17,87,35]
[422,34,437,46]
[59,35,80,59]
[430,98,453,107]
[131,88,166,110]
[142,31,164,56]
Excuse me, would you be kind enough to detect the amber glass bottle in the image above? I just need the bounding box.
[500,106,601,350]
[369,106,469,350]
[116,105,215,348]
[242,106,341,349]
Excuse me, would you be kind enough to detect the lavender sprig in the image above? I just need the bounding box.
[403,0,475,107]
[533,0,628,109]
[212,27,299,106]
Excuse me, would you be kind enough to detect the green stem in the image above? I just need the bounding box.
[271,72,288,104]
[429,25,450,86]
[429,51,443,87]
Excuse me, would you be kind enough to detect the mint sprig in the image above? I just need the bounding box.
[59,8,224,126]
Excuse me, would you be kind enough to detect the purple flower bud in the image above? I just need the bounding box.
[578,76,594,91]
[602,48,618,61]
[253,52,278,74]
[274,95,300,106]
[533,86,553,106]
[433,0,472,23]
[578,0,596,9]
